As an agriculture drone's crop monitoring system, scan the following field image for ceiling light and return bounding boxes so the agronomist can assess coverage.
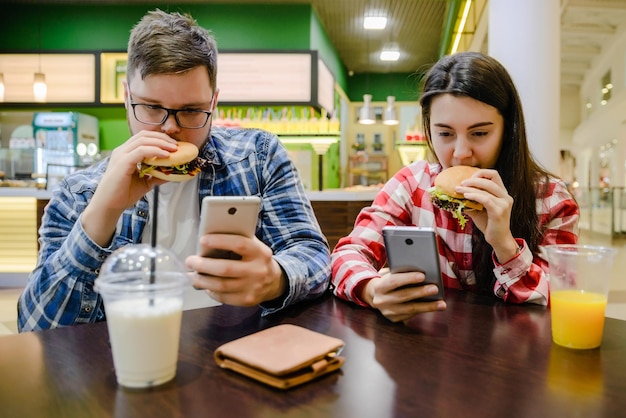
[358,94,376,125]
[380,43,400,61]
[380,50,400,61]
[383,96,399,125]
[364,16,387,30]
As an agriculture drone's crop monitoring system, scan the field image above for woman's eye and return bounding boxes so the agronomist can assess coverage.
[472,131,488,137]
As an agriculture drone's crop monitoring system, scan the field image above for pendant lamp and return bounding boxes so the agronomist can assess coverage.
[359,94,375,125]
[33,72,47,102]
[383,96,399,125]
[33,24,47,102]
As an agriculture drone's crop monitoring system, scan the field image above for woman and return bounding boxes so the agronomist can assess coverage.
[331,52,579,322]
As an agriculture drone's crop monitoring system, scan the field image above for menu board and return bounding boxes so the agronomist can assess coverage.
[100,52,127,104]
[217,53,312,103]
[0,51,335,111]
[0,54,95,103]
[218,52,335,113]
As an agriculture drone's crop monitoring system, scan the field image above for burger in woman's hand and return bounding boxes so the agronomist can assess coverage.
[138,142,208,182]
[429,166,484,229]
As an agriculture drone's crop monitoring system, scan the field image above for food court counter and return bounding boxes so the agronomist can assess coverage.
[0,188,378,283]
[0,188,49,285]
[307,189,378,249]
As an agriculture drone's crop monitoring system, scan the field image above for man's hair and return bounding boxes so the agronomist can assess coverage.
[127,9,217,89]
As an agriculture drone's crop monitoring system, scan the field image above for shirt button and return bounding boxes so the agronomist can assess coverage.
[138,210,147,217]
[84,306,92,313]
[94,269,100,275]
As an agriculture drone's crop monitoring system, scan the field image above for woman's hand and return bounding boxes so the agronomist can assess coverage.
[456,169,519,262]
[361,268,446,323]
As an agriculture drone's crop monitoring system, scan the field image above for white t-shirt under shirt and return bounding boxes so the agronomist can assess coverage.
[142,177,200,259]
[142,177,221,308]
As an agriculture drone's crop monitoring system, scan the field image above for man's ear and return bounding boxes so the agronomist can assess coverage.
[211,88,220,111]
[122,79,129,110]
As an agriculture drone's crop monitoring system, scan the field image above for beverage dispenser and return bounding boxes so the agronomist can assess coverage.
[32,112,99,187]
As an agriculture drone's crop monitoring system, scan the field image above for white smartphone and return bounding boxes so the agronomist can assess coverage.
[197,196,261,259]
[382,226,444,301]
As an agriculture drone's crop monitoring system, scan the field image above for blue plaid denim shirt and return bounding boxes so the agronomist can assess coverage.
[18,126,331,332]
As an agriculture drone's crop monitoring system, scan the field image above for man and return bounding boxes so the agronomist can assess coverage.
[18,9,330,332]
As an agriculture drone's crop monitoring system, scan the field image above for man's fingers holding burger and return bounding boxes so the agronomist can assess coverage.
[113,132,177,163]
[138,141,206,182]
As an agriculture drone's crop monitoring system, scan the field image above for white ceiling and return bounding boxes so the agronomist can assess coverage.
[561,0,626,88]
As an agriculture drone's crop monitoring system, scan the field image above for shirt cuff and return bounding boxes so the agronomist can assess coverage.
[492,238,532,283]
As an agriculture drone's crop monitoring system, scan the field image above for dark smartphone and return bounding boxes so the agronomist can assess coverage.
[197,196,261,259]
[382,226,444,301]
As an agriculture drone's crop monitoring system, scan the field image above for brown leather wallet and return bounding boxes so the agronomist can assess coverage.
[214,324,345,390]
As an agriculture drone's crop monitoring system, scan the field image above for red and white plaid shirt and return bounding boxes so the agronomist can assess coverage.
[331,160,579,307]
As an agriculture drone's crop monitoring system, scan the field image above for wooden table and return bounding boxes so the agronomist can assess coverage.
[1,289,625,418]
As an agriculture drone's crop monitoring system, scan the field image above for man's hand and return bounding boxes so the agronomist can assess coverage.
[81,131,177,247]
[186,234,286,307]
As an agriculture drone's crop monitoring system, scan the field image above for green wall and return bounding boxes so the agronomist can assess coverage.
[308,8,347,94]
[0,3,342,84]
[347,72,425,103]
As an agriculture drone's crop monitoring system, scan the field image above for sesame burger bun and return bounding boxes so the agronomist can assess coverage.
[143,141,199,167]
[432,166,484,212]
[139,142,205,182]
[435,167,480,201]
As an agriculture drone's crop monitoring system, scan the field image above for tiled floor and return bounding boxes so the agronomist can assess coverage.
[1,229,625,336]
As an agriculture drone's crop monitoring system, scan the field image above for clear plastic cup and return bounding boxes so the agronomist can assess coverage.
[95,244,188,388]
[545,244,617,349]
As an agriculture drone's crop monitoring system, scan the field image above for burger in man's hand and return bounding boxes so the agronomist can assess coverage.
[138,142,208,182]
[429,166,484,229]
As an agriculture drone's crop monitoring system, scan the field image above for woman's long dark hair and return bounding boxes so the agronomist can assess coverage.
[419,52,552,294]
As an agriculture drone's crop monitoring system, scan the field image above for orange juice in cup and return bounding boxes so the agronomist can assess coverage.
[545,245,616,350]
[550,290,607,349]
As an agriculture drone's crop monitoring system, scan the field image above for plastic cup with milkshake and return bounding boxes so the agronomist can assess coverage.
[95,244,188,388]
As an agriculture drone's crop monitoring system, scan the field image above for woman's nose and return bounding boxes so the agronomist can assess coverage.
[453,137,472,159]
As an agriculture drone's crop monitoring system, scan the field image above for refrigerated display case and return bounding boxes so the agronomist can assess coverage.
[32,112,99,186]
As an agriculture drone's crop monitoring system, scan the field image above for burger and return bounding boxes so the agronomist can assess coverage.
[138,142,208,182]
[429,166,484,229]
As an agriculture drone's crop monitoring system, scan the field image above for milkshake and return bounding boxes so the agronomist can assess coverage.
[105,297,183,388]
[95,244,188,389]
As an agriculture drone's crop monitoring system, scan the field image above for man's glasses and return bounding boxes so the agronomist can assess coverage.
[129,92,214,129]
